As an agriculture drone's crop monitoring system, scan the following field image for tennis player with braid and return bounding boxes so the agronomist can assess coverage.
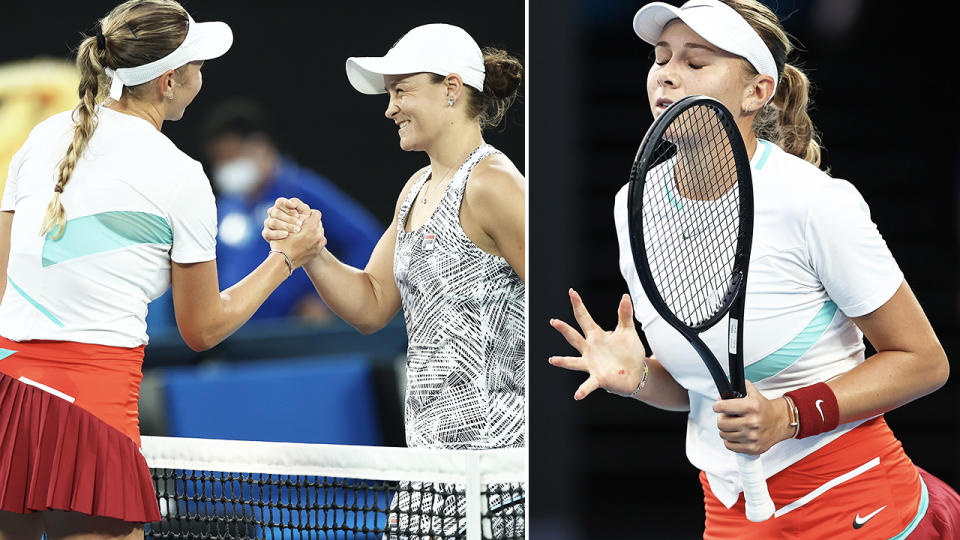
[549,0,960,537]
[0,2,324,538]
[262,24,525,538]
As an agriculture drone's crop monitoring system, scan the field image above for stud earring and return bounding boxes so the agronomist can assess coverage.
[447,97,455,106]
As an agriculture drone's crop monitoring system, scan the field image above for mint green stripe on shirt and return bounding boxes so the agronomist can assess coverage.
[7,277,65,327]
[42,211,172,267]
[0,348,17,360]
[755,139,773,171]
[745,300,839,382]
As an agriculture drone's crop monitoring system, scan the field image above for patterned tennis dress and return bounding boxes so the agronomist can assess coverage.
[388,144,525,539]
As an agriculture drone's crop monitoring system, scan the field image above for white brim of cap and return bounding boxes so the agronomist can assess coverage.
[633,2,686,46]
[346,56,424,95]
[189,21,234,61]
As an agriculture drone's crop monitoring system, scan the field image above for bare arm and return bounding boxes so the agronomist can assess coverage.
[549,289,690,411]
[715,280,949,454]
[831,280,948,421]
[172,210,325,351]
[262,172,426,334]
[0,212,11,302]
[461,157,526,281]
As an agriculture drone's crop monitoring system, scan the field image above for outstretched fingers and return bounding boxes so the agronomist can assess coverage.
[569,288,601,336]
[550,318,586,352]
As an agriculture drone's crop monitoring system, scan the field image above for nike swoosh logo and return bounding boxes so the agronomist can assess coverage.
[853,505,886,529]
[815,399,825,421]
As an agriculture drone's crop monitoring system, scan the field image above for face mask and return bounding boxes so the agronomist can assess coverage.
[212,157,260,197]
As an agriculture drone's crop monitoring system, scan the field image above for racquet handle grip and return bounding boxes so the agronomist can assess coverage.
[736,453,775,522]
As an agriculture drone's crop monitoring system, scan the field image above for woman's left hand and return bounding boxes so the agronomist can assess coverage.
[713,381,793,455]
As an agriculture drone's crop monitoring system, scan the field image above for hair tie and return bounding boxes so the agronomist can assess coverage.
[54,184,64,194]
[95,28,106,51]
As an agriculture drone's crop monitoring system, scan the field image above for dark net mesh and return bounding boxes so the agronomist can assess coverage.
[145,468,524,540]
[639,103,744,328]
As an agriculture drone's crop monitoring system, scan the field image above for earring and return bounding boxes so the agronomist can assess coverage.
[447,97,455,106]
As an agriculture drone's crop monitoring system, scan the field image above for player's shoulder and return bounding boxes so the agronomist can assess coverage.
[465,152,525,203]
[21,110,75,146]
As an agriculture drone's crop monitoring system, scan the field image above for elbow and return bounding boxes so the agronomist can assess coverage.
[354,320,386,335]
[931,348,950,391]
[179,327,221,352]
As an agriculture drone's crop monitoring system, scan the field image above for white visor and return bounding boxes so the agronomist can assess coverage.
[345,23,484,95]
[104,14,233,100]
[634,0,779,93]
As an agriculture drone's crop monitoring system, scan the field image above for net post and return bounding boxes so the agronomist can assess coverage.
[466,451,481,540]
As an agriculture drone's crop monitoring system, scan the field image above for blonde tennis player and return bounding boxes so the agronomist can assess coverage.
[263,23,525,539]
[0,2,324,539]
[549,1,960,538]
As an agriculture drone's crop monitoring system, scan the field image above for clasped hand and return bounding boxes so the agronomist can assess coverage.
[261,197,326,269]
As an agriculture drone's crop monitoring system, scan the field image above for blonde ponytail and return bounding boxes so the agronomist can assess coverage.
[40,37,102,239]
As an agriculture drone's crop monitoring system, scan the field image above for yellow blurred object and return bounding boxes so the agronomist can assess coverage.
[0,58,80,201]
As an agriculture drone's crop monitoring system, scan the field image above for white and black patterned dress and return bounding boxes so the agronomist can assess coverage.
[386,145,525,539]
[394,144,525,450]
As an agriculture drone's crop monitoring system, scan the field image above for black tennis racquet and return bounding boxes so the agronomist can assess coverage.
[626,95,774,522]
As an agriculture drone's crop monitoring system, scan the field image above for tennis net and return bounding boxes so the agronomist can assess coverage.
[141,436,526,540]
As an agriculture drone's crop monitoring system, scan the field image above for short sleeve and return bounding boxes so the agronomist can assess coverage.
[168,162,217,263]
[1,145,26,211]
[805,179,902,317]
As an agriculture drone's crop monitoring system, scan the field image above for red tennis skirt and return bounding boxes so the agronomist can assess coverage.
[0,336,161,522]
[701,417,960,539]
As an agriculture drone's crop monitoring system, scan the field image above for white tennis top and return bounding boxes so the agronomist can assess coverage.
[0,106,217,347]
[614,139,903,508]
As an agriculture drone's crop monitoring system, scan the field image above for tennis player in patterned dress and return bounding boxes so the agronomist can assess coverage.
[262,24,525,539]
[0,2,324,539]
[549,1,960,538]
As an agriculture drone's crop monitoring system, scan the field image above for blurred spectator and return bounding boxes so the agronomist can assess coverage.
[147,98,382,329]
[0,58,79,197]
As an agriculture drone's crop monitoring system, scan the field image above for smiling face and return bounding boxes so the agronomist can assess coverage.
[383,72,450,152]
[647,21,752,121]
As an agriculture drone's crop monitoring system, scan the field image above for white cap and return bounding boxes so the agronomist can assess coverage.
[345,23,485,95]
[633,0,779,92]
[104,14,233,100]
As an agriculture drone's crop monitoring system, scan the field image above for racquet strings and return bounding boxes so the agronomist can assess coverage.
[641,104,743,328]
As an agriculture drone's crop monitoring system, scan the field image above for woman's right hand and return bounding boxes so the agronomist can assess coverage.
[549,289,650,400]
[262,197,311,242]
[269,209,326,269]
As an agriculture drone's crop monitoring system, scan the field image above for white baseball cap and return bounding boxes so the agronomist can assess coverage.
[633,0,779,92]
[104,13,233,100]
[345,23,485,95]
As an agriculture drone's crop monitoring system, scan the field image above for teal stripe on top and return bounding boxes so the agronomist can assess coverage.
[42,211,172,267]
[0,348,17,360]
[745,300,838,382]
[7,277,65,327]
[755,139,773,171]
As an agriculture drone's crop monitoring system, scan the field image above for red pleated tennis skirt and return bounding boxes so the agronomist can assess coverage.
[701,417,960,539]
[0,336,161,522]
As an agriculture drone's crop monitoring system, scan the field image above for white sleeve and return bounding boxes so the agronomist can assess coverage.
[1,144,26,212]
[805,179,902,318]
[168,162,217,264]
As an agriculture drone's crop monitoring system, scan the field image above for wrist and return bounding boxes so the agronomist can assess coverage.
[269,249,293,276]
[780,395,800,441]
[624,358,649,398]
[784,382,839,439]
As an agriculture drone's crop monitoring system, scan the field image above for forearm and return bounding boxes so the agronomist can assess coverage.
[630,355,690,412]
[828,347,948,424]
[179,253,289,350]
[302,249,398,334]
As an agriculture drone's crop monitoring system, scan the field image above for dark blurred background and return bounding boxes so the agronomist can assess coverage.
[0,0,523,449]
[530,0,959,538]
